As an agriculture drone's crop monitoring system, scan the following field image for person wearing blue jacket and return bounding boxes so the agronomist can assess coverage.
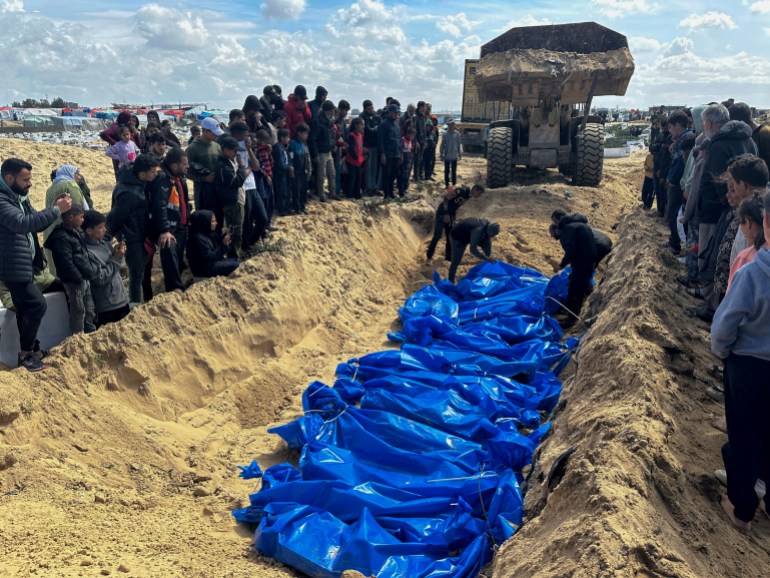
[711,191,770,532]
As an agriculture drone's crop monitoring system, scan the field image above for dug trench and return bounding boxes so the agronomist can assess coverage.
[0,140,760,577]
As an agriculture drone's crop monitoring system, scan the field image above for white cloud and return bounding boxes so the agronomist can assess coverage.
[1,0,22,12]
[663,36,694,57]
[591,0,658,18]
[435,12,477,39]
[679,11,737,32]
[134,4,209,50]
[326,0,407,45]
[750,1,770,13]
[261,0,306,21]
[629,35,661,53]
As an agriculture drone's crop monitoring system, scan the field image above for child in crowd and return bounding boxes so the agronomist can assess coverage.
[82,210,130,327]
[269,111,287,145]
[187,210,240,278]
[440,120,462,188]
[423,122,436,180]
[727,195,767,290]
[398,127,416,198]
[146,133,167,164]
[255,130,275,225]
[289,123,311,214]
[43,206,96,333]
[272,128,292,215]
[214,137,249,259]
[229,122,265,252]
[188,125,201,145]
[344,117,365,199]
[105,127,140,172]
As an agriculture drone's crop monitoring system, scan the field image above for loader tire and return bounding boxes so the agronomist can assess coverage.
[486,127,513,189]
[573,123,604,187]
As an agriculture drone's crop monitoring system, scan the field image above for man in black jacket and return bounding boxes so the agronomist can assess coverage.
[310,100,338,202]
[148,147,191,292]
[427,183,485,261]
[650,119,672,218]
[378,104,402,199]
[0,158,71,371]
[413,101,427,181]
[107,154,160,306]
[447,218,500,283]
[551,211,601,322]
[361,100,381,195]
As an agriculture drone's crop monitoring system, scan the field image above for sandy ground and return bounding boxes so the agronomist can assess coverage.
[0,140,761,577]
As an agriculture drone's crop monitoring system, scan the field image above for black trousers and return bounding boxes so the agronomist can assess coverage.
[243,188,268,247]
[97,304,129,328]
[447,240,468,283]
[382,157,400,199]
[565,259,594,316]
[444,160,457,187]
[654,174,667,217]
[427,206,452,260]
[5,281,47,352]
[641,176,654,208]
[722,353,770,523]
[160,226,188,292]
[666,183,684,251]
[344,163,362,199]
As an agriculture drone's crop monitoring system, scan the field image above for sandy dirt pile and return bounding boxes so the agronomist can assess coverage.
[0,138,755,577]
[491,185,770,576]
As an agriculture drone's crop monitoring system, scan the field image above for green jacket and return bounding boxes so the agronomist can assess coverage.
[186,138,222,183]
[43,180,88,241]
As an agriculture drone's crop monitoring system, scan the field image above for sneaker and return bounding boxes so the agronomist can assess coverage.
[18,352,46,372]
[705,384,725,403]
[677,256,687,265]
[686,286,705,299]
[714,470,767,500]
[267,225,279,232]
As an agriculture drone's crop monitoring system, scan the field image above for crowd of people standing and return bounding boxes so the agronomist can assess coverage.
[644,100,770,532]
[0,85,456,373]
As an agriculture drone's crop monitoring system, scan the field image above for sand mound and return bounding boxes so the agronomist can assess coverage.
[2,139,756,577]
[491,207,770,577]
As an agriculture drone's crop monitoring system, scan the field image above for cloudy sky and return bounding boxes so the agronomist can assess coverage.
[1,0,769,113]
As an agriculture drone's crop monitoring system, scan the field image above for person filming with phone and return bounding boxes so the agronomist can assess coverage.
[0,158,71,372]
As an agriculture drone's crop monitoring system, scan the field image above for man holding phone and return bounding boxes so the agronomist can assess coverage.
[0,158,71,371]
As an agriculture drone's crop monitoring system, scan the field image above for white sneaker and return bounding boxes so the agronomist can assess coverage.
[714,469,767,499]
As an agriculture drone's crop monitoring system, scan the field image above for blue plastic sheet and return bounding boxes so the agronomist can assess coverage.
[234,260,577,577]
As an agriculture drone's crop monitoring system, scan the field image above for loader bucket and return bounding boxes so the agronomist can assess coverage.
[474,22,634,105]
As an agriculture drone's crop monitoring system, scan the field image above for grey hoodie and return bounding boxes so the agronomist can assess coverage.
[711,248,770,360]
[84,236,129,313]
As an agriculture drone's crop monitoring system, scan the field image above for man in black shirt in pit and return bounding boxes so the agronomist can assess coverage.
[447,218,500,283]
[427,183,485,261]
